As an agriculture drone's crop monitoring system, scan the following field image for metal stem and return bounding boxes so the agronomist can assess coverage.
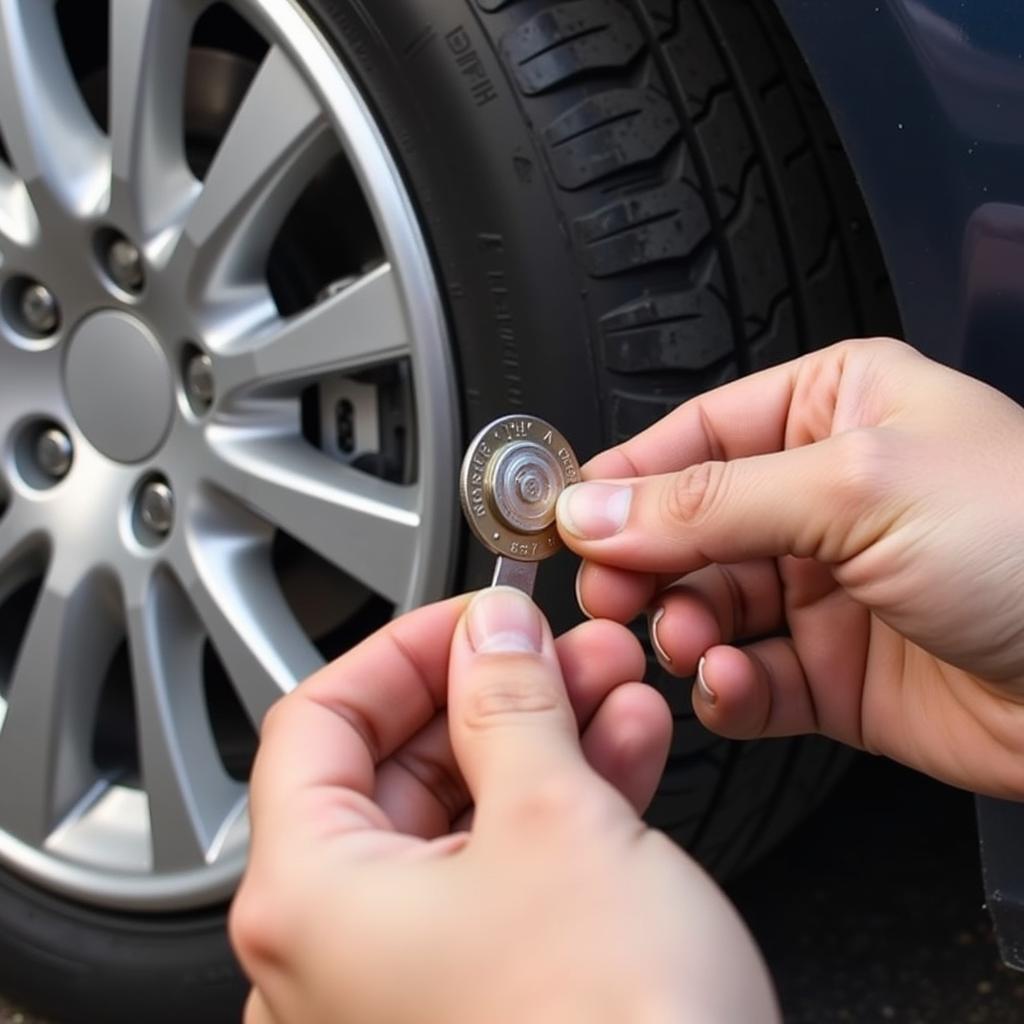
[491,556,538,596]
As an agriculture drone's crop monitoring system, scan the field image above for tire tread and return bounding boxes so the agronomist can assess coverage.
[471,0,899,871]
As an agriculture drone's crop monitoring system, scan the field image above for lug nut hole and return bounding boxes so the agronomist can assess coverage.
[181,343,216,417]
[13,420,74,489]
[132,474,174,546]
[2,277,61,339]
[95,228,146,295]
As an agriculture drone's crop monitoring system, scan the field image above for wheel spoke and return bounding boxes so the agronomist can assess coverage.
[207,429,421,605]
[0,353,27,446]
[0,503,45,604]
[108,0,202,237]
[217,264,411,395]
[0,566,119,845]
[0,0,108,213]
[173,520,320,729]
[127,569,244,871]
[0,162,38,247]
[0,503,27,575]
[178,45,333,289]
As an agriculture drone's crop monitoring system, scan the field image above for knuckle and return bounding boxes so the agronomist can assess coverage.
[257,695,291,740]
[829,429,892,509]
[229,879,291,975]
[864,336,915,356]
[662,461,727,531]
[392,749,468,818]
[840,337,921,379]
[833,336,910,358]
[506,773,600,831]
[462,662,562,728]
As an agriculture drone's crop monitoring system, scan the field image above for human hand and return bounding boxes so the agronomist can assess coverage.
[557,339,1024,799]
[230,589,776,1024]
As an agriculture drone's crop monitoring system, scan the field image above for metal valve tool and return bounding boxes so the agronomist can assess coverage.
[459,415,582,596]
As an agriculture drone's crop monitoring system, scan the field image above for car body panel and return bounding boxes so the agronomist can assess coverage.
[774,0,1024,403]
[773,0,1024,967]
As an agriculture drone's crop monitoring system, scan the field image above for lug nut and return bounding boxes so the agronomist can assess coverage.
[184,352,215,412]
[106,237,145,292]
[138,481,174,537]
[19,282,60,335]
[35,427,73,480]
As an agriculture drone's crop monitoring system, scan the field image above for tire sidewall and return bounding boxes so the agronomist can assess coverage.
[303,0,608,616]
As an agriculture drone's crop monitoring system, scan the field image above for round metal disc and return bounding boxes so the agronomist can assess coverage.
[460,415,581,561]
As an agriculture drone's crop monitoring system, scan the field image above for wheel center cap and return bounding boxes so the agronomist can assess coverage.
[64,311,174,463]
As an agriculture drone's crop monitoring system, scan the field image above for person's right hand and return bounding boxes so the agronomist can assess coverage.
[232,588,778,1024]
[556,339,1024,799]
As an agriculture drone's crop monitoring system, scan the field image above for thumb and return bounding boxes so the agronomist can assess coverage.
[447,587,589,812]
[556,429,909,574]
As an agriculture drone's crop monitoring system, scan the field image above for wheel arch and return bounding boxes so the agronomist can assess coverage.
[771,0,1024,396]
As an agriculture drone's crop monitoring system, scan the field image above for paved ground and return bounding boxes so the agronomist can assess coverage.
[730,753,1024,1022]
[2,751,1021,1022]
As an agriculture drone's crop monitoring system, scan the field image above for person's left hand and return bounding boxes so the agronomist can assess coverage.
[229,592,752,1024]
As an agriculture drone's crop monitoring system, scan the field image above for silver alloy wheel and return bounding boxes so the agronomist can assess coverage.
[0,0,457,909]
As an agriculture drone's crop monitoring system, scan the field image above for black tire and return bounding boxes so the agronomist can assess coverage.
[0,1,898,1021]
[300,0,899,879]
[0,870,240,1024]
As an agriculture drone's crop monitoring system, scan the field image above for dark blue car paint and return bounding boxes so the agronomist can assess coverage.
[774,0,1024,402]
[771,0,1024,968]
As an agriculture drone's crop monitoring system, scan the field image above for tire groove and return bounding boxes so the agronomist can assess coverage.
[691,0,810,353]
[547,104,645,148]
[516,22,609,66]
[745,0,871,336]
[625,0,752,375]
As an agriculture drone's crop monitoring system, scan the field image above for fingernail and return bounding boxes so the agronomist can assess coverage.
[649,607,671,665]
[558,483,632,540]
[467,587,543,654]
[574,563,594,620]
[696,655,717,706]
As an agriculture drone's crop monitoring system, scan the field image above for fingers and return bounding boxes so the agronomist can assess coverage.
[580,683,671,813]
[582,339,916,481]
[248,596,470,839]
[573,559,785,675]
[374,619,647,836]
[252,582,660,848]
[685,571,869,747]
[649,561,784,675]
[446,587,592,810]
[583,360,800,479]
[582,353,804,481]
[690,640,820,741]
[558,430,910,575]
[243,991,279,1024]
[575,560,660,622]
[373,716,467,839]
[555,618,647,724]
